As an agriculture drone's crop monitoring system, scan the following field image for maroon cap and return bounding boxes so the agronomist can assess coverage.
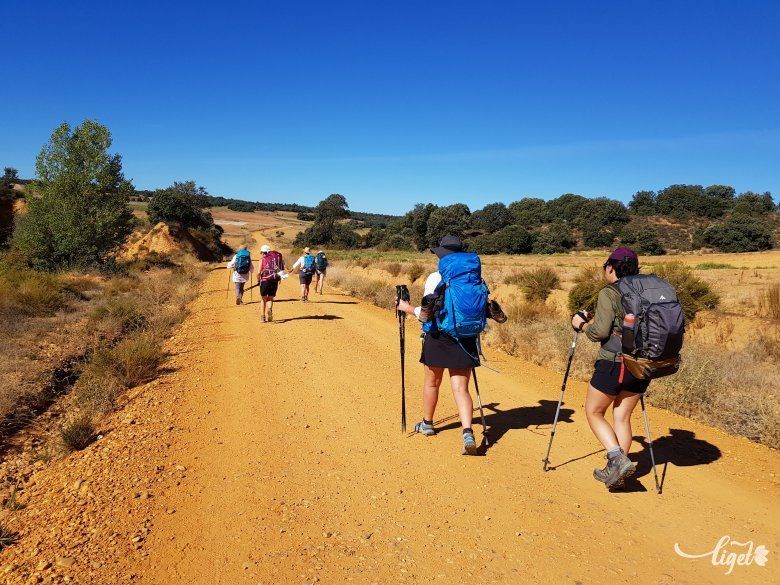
[607,247,638,263]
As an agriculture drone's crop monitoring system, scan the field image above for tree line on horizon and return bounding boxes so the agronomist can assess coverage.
[294,187,778,255]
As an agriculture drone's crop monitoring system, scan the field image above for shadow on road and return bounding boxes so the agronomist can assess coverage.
[435,400,576,455]
[274,315,344,324]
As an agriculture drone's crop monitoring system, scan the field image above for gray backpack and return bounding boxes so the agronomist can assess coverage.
[612,274,685,379]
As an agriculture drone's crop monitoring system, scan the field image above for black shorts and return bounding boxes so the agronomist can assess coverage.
[260,280,279,297]
[590,359,650,396]
[299,272,313,285]
[316,269,326,276]
[420,332,480,370]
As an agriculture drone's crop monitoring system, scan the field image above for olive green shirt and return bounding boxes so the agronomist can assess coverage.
[585,286,624,362]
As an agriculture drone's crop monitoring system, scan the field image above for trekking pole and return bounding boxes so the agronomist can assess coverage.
[640,395,662,494]
[226,270,231,300]
[250,272,254,302]
[471,368,489,446]
[396,285,410,433]
[543,330,579,471]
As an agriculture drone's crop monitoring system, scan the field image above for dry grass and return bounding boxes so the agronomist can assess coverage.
[329,266,423,310]
[383,262,402,277]
[505,267,561,301]
[406,263,425,283]
[59,413,96,452]
[758,283,780,320]
[0,524,19,550]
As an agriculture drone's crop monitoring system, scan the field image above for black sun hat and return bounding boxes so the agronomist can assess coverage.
[430,235,464,258]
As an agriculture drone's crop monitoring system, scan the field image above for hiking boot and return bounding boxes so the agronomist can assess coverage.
[462,430,477,456]
[594,456,638,484]
[414,420,435,436]
[261,314,266,323]
[603,450,635,489]
[236,298,242,305]
[301,296,306,302]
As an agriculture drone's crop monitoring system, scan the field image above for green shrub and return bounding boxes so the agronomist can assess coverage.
[653,261,720,320]
[148,181,214,230]
[378,233,414,250]
[619,226,667,255]
[470,202,512,233]
[700,215,773,252]
[60,414,96,452]
[532,223,574,254]
[468,225,534,255]
[567,266,607,314]
[0,263,70,319]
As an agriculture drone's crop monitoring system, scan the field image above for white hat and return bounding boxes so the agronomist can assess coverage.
[260,244,271,253]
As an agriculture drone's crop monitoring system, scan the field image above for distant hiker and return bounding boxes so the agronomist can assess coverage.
[314,250,329,294]
[259,244,285,322]
[396,235,489,456]
[571,246,684,490]
[291,246,316,301]
[227,245,254,305]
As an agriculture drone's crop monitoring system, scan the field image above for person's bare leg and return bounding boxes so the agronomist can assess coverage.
[612,391,642,454]
[261,296,267,318]
[300,283,306,299]
[448,368,473,429]
[422,365,443,421]
[585,385,619,450]
[267,297,274,319]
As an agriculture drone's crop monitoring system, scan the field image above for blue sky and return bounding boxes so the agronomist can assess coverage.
[2,1,779,214]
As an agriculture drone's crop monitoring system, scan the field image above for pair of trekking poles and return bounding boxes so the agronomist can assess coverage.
[542,328,661,493]
[395,285,489,445]
[226,267,254,302]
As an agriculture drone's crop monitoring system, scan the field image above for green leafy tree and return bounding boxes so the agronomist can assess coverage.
[425,204,470,246]
[701,215,773,252]
[148,181,215,229]
[508,197,547,227]
[532,222,575,254]
[619,225,667,255]
[409,203,438,250]
[628,190,657,216]
[656,184,731,218]
[470,202,512,233]
[293,194,359,247]
[13,120,134,269]
[467,225,534,255]
[732,191,776,215]
[545,194,589,223]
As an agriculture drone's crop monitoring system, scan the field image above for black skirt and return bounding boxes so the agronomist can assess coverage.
[420,332,480,369]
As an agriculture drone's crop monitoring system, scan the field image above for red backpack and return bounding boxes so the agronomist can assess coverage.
[261,251,283,281]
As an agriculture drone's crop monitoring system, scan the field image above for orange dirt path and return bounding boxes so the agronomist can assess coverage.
[128,239,778,584]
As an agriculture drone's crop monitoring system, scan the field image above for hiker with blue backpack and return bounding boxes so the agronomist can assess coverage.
[314,250,329,294]
[395,235,492,456]
[226,245,254,305]
[290,246,316,302]
[569,247,683,491]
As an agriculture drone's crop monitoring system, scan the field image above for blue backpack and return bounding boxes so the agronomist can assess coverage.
[302,254,316,275]
[235,249,251,275]
[423,252,489,339]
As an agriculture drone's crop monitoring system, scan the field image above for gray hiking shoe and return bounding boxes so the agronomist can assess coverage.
[462,430,477,455]
[414,421,435,436]
[603,451,635,489]
[594,455,637,484]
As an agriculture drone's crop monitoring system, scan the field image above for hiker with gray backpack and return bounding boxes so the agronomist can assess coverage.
[570,247,683,491]
[395,235,498,456]
[314,250,328,294]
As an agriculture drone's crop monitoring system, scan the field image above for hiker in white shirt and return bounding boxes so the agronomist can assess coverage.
[290,246,316,302]
[226,245,254,305]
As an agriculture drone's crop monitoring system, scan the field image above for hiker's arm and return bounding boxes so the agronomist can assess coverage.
[583,288,617,341]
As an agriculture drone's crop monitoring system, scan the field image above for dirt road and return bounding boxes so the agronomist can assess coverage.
[107,239,773,585]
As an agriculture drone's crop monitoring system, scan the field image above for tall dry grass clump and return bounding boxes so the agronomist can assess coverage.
[329,266,423,310]
[505,266,561,301]
[758,283,780,320]
[567,266,607,314]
